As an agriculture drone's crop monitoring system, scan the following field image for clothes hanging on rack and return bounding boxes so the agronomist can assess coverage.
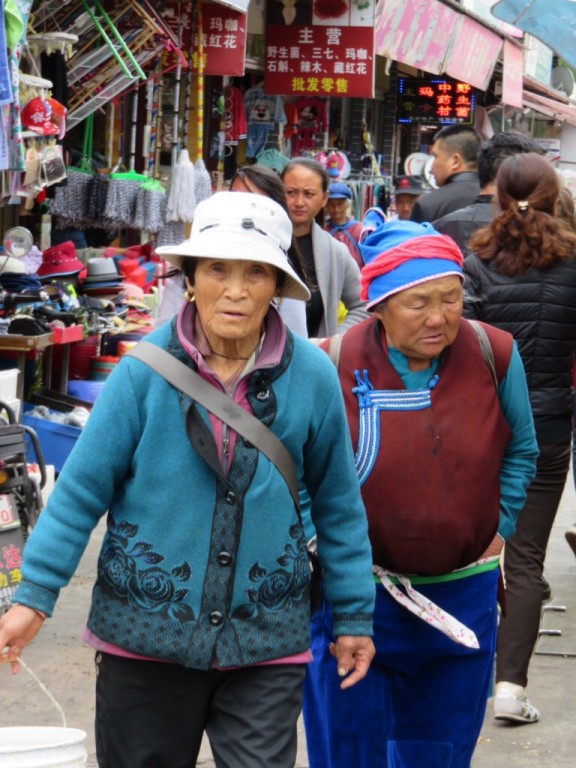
[223,84,247,146]
[243,83,286,159]
[346,177,393,222]
[292,96,328,155]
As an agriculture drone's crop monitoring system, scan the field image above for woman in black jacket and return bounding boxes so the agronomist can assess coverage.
[463,152,576,724]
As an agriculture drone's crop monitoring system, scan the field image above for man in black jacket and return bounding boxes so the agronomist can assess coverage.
[410,125,480,223]
[433,131,542,257]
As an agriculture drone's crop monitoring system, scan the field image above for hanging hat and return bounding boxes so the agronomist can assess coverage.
[393,175,425,196]
[37,241,85,278]
[156,192,311,302]
[328,182,352,199]
[21,97,65,136]
[359,220,464,311]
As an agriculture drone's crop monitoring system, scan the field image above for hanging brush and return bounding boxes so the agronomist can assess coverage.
[165,148,196,222]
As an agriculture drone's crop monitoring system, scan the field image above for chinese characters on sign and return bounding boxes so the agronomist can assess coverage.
[265,0,375,97]
[397,78,476,126]
[190,4,247,76]
[0,496,24,611]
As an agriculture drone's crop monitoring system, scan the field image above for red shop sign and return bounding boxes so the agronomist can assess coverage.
[190,4,247,76]
[265,0,375,98]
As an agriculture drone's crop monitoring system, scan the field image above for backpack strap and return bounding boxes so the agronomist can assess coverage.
[327,334,343,369]
[466,319,511,388]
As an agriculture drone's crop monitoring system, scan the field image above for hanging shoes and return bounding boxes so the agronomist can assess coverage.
[493,682,540,724]
[565,524,576,558]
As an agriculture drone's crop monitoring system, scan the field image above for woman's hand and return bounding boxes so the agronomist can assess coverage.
[0,605,45,674]
[329,635,375,689]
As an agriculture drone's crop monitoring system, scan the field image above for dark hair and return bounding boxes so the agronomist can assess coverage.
[230,164,309,286]
[476,131,542,187]
[230,164,287,208]
[281,157,329,227]
[469,153,576,274]
[181,257,197,281]
[433,125,481,168]
[556,186,576,232]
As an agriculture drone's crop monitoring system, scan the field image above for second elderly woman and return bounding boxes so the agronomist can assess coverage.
[303,219,538,768]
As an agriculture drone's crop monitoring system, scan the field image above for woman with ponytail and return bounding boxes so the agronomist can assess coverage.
[464,152,576,724]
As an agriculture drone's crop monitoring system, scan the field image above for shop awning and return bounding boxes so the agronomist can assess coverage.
[491,0,576,71]
[522,91,576,127]
[374,0,504,90]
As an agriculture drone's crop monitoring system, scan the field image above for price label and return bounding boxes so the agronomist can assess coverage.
[0,494,17,530]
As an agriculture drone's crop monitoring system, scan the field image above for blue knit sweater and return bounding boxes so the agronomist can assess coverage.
[15,320,374,669]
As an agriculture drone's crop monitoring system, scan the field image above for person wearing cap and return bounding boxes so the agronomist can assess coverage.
[156,164,310,338]
[389,175,425,221]
[228,163,310,338]
[0,191,375,768]
[302,219,538,768]
[325,181,363,269]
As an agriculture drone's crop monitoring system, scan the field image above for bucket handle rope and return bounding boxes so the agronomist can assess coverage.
[13,656,67,727]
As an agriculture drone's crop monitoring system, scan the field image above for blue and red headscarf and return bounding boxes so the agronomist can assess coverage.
[359,216,464,311]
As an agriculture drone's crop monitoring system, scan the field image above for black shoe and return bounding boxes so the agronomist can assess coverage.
[566,525,576,558]
[541,576,552,602]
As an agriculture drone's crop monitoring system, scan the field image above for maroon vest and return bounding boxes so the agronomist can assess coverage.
[338,318,513,575]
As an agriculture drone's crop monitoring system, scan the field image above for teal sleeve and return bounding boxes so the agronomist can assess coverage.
[496,341,539,539]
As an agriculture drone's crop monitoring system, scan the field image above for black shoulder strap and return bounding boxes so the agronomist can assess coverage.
[126,342,299,510]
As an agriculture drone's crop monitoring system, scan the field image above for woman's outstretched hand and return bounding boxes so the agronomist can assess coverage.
[0,605,45,674]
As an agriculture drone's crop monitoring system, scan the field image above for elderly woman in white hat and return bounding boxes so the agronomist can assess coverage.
[0,192,375,768]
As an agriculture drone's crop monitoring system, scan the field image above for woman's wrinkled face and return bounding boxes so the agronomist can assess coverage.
[282,165,328,231]
[373,275,463,371]
[189,258,277,347]
[326,197,350,226]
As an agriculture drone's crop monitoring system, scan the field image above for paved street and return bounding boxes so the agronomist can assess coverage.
[3,476,576,766]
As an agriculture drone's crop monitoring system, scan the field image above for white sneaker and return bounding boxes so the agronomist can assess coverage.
[493,682,540,724]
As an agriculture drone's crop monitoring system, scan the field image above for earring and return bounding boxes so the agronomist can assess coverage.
[184,289,195,303]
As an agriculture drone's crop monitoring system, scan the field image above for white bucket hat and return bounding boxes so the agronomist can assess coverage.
[155,191,311,301]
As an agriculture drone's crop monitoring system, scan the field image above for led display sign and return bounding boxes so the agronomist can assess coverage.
[397,77,476,125]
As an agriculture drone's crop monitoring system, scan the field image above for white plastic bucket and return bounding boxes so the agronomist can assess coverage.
[0,727,87,767]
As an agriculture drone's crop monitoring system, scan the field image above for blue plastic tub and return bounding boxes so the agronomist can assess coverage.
[67,380,105,402]
[22,405,82,473]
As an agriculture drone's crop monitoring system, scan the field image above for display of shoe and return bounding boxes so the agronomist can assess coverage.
[565,524,576,558]
[541,575,552,602]
[493,682,540,724]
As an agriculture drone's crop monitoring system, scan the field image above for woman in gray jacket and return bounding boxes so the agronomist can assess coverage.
[281,158,368,337]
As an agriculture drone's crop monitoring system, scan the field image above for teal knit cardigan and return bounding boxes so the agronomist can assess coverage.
[15,321,374,669]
